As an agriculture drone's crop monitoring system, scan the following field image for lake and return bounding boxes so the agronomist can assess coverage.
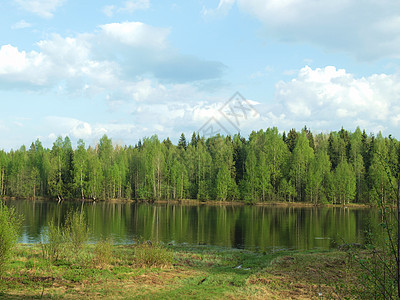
[5,200,377,251]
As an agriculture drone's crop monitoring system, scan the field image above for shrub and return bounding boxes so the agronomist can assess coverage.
[64,209,89,254]
[134,241,173,268]
[0,203,21,276]
[41,220,65,262]
[94,238,113,267]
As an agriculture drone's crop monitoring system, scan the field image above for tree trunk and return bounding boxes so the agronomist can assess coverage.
[0,168,3,196]
[80,166,84,200]
[152,169,156,199]
[181,172,184,199]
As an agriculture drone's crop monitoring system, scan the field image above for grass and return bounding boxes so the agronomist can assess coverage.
[0,243,367,299]
[134,241,173,268]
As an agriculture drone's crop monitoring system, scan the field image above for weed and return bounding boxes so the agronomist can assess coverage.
[25,259,35,269]
[64,208,89,254]
[0,202,21,276]
[41,220,65,262]
[94,237,113,267]
[134,242,173,268]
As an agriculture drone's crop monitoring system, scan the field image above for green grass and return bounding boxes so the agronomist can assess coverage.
[0,243,365,299]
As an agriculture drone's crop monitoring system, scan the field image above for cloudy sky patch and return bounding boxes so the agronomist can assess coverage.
[0,0,399,149]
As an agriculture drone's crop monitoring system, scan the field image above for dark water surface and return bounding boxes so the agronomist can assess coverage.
[5,200,377,251]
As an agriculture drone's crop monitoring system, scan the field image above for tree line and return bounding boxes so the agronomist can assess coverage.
[0,126,397,204]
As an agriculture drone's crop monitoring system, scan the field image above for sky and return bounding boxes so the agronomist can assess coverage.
[1,0,400,150]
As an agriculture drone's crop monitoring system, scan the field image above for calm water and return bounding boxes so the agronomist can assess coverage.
[5,200,378,251]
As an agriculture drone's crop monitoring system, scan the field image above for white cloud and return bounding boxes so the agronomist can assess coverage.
[236,0,400,60]
[103,0,150,17]
[202,0,235,17]
[12,20,32,29]
[71,121,92,139]
[272,66,400,135]
[10,65,400,148]
[45,117,92,139]
[14,0,65,18]
[102,5,115,17]
[99,22,169,49]
[0,21,224,94]
[0,44,49,86]
[121,0,149,13]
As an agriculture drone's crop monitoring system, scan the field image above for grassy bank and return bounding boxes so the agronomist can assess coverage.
[0,243,366,299]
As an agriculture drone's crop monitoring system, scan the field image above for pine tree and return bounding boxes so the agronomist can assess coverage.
[178,133,187,151]
[285,128,299,152]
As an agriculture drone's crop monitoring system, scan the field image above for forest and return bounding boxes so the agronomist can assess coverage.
[0,126,397,204]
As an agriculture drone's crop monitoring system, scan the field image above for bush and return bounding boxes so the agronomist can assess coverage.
[134,241,173,268]
[41,220,65,262]
[0,203,20,276]
[64,209,89,254]
[94,238,113,267]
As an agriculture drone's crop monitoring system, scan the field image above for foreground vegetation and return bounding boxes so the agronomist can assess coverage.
[0,202,369,299]
[0,243,371,299]
[0,126,397,205]
[0,201,398,298]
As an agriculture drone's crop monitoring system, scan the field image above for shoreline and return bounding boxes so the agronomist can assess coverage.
[1,195,375,208]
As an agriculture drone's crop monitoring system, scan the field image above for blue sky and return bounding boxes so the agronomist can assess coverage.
[1,0,400,149]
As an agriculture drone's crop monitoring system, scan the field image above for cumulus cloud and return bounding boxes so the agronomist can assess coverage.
[43,116,148,146]
[0,44,49,87]
[45,117,92,139]
[71,121,92,139]
[38,63,400,147]
[234,0,400,60]
[103,0,150,17]
[11,65,400,148]
[271,66,400,134]
[0,21,225,94]
[14,0,65,18]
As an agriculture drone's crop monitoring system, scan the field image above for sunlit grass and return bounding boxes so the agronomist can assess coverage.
[0,243,366,299]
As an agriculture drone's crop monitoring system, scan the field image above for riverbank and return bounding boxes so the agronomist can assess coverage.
[0,243,365,299]
[1,196,376,209]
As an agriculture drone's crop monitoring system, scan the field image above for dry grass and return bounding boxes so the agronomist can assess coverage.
[0,244,367,299]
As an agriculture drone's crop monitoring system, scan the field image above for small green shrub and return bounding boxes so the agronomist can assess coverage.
[25,259,35,269]
[0,203,21,276]
[41,220,65,262]
[134,241,173,268]
[64,209,89,254]
[94,238,113,267]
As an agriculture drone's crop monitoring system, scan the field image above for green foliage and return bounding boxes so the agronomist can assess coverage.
[306,150,331,204]
[0,128,398,204]
[94,238,113,267]
[333,160,356,205]
[64,209,89,254]
[134,242,173,268]
[347,137,400,299]
[290,133,314,202]
[41,210,89,263]
[41,220,65,262]
[0,202,20,276]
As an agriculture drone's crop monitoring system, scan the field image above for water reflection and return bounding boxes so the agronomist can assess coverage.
[5,200,377,251]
